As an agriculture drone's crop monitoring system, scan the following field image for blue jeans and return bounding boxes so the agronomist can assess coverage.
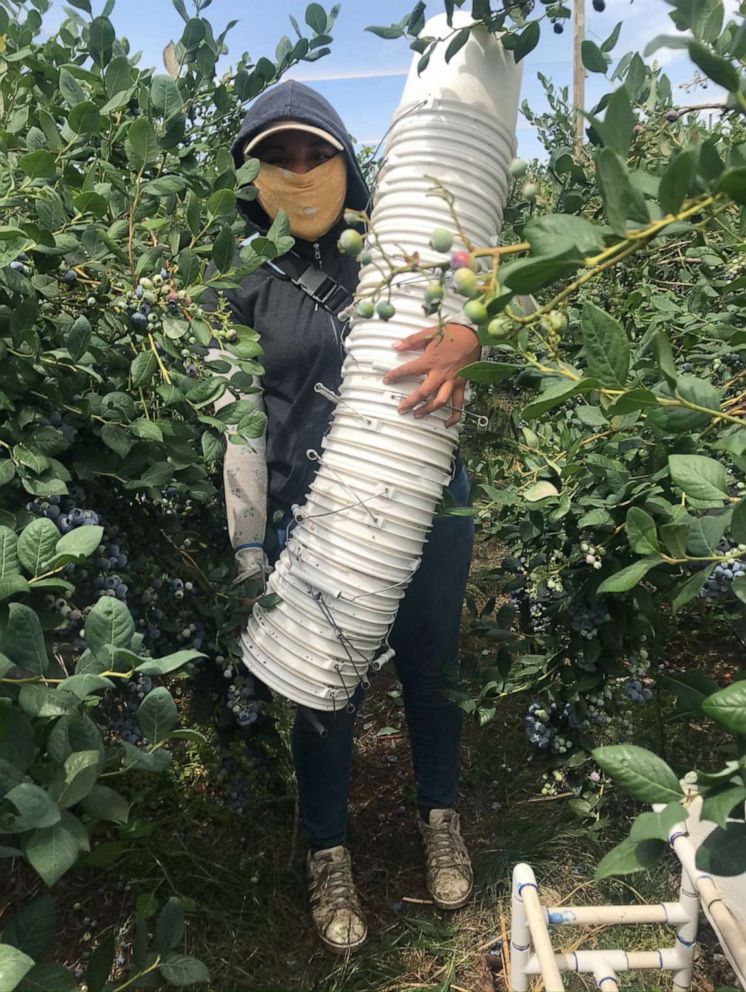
[271,465,474,851]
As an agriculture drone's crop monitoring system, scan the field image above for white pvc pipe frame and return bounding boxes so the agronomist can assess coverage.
[509,804,746,992]
[240,14,522,710]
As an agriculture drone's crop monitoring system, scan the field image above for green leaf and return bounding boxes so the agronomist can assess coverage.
[81,784,130,825]
[0,462,15,488]
[659,150,696,215]
[500,248,583,293]
[5,783,61,832]
[142,175,188,197]
[695,822,746,876]
[524,214,605,258]
[17,518,60,576]
[522,378,600,420]
[305,2,328,33]
[592,745,683,803]
[19,150,56,180]
[702,681,746,734]
[595,148,634,234]
[18,686,78,718]
[0,945,35,992]
[672,565,715,610]
[67,101,101,135]
[581,40,608,73]
[626,507,659,555]
[457,362,519,385]
[686,512,730,557]
[669,454,728,503]
[88,16,115,65]
[54,525,103,562]
[235,159,260,187]
[2,894,56,959]
[513,20,540,63]
[58,68,86,106]
[581,301,630,388]
[717,167,746,205]
[150,75,184,118]
[700,785,746,829]
[84,597,134,659]
[155,898,184,953]
[0,528,20,579]
[85,934,114,992]
[130,351,158,389]
[1,605,49,675]
[0,576,30,602]
[24,822,80,886]
[595,837,666,879]
[137,687,178,744]
[212,226,235,274]
[49,750,100,809]
[158,954,210,987]
[120,742,171,773]
[16,962,75,992]
[68,315,91,362]
[597,556,662,593]
[135,649,203,677]
[207,189,236,217]
[73,191,108,217]
[125,118,158,169]
[688,40,740,91]
[629,804,684,842]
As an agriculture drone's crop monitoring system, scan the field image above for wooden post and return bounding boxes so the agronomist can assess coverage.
[573,0,585,152]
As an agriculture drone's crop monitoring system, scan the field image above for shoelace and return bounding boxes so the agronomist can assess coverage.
[311,854,361,914]
[425,819,470,871]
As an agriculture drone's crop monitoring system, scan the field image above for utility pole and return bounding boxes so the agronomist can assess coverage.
[573,0,585,153]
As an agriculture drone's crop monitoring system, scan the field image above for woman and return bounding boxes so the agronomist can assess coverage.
[209,80,481,954]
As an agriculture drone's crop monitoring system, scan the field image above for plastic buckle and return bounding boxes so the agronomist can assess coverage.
[297,267,333,300]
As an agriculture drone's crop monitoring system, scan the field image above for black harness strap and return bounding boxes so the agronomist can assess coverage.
[243,232,353,318]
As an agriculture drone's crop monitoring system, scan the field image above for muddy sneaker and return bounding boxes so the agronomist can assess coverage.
[418,809,474,910]
[306,845,368,953]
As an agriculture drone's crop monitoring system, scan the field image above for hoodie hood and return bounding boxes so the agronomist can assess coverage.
[231,80,370,230]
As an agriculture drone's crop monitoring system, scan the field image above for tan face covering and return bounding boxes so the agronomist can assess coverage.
[252,154,348,240]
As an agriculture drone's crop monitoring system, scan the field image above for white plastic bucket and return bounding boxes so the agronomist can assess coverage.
[240,10,520,710]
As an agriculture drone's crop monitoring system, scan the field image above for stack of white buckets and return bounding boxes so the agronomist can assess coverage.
[240,13,522,711]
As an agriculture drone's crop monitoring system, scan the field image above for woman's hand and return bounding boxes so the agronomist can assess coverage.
[382,323,481,427]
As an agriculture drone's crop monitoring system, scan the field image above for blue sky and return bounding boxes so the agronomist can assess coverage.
[43,0,735,159]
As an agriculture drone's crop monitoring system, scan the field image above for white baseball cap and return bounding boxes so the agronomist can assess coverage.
[243,120,344,158]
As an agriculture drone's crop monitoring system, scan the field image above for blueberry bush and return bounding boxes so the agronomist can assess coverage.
[3,0,746,984]
[0,0,340,985]
[357,0,746,880]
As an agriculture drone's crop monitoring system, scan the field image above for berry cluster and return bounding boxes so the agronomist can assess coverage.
[524,701,572,754]
[623,678,653,705]
[580,540,605,570]
[224,669,261,728]
[699,541,746,599]
[26,486,99,533]
[568,601,610,639]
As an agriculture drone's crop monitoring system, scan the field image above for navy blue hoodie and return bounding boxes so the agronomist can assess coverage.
[222,81,371,514]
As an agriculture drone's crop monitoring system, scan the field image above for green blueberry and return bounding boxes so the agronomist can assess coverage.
[377,301,396,321]
[429,227,454,253]
[356,299,375,318]
[548,310,568,332]
[509,158,528,178]
[359,250,373,265]
[487,317,513,339]
[522,182,538,202]
[424,282,444,302]
[453,267,479,298]
[463,299,489,324]
[338,229,364,256]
